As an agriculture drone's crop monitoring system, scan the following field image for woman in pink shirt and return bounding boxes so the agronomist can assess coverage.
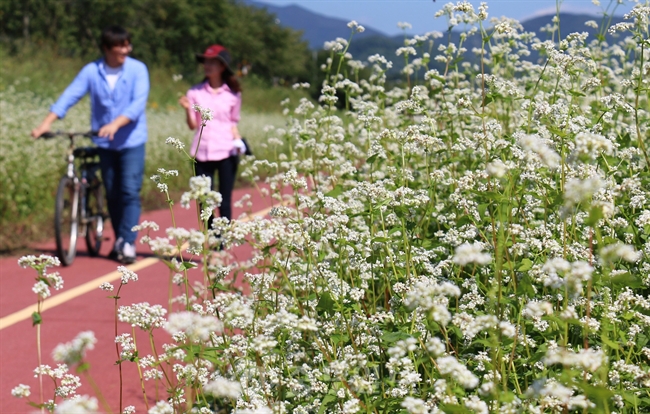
[179,44,243,225]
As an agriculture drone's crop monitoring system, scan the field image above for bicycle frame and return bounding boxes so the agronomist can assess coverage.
[63,134,95,236]
[40,131,105,265]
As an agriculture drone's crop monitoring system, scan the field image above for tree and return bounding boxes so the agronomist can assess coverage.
[0,0,311,81]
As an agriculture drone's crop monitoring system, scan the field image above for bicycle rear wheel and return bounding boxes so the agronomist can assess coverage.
[55,176,79,266]
[84,182,105,257]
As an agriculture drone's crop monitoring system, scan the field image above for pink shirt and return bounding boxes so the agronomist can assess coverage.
[187,82,241,161]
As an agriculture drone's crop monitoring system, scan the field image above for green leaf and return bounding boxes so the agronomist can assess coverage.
[478,203,489,218]
[608,272,644,289]
[316,292,335,316]
[438,403,472,413]
[261,243,278,255]
[180,261,197,270]
[517,258,533,272]
[585,204,603,226]
[428,73,446,84]
[473,338,497,348]
[600,333,620,350]
[31,312,42,326]
[517,275,536,297]
[484,191,507,203]
[622,391,640,405]
[499,391,517,403]
[481,94,495,107]
[330,334,349,345]
[366,154,378,164]
[318,392,339,414]
[381,331,412,344]
[581,384,614,408]
[325,185,343,198]
[76,362,90,373]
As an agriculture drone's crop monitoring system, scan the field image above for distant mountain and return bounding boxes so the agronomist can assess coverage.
[521,12,624,39]
[240,0,388,49]
[239,1,628,77]
[346,13,627,78]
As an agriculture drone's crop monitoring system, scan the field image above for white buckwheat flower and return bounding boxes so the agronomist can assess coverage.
[52,331,97,366]
[118,302,167,330]
[32,281,51,299]
[148,400,174,414]
[165,311,223,342]
[401,396,428,414]
[18,254,60,270]
[11,384,30,398]
[165,136,185,151]
[600,243,641,264]
[436,355,479,388]
[453,242,492,266]
[486,159,508,178]
[203,377,242,399]
[192,104,214,125]
[544,347,606,372]
[180,176,222,210]
[99,282,114,291]
[118,266,139,284]
[517,133,561,169]
[563,176,605,209]
[54,395,98,413]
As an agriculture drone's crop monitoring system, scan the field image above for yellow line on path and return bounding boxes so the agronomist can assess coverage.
[0,204,279,331]
[0,258,158,330]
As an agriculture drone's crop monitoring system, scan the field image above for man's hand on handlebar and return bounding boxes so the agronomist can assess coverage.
[97,122,119,141]
[97,115,132,140]
[31,126,49,139]
[31,112,58,139]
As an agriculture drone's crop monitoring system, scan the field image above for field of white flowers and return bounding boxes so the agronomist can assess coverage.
[12,0,650,413]
[0,85,283,251]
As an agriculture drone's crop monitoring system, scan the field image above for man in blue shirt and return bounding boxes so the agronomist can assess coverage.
[32,26,149,264]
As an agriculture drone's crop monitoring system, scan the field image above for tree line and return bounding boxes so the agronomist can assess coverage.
[0,0,312,81]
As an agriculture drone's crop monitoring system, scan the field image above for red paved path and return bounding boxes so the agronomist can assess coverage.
[0,185,280,413]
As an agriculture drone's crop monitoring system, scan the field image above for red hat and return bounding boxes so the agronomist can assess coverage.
[196,44,232,70]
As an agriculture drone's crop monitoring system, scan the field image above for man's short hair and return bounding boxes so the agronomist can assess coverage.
[100,25,131,50]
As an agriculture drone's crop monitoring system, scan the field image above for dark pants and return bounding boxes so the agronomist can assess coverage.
[97,144,145,245]
[195,155,239,223]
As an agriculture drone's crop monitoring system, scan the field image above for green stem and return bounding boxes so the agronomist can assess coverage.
[131,327,150,412]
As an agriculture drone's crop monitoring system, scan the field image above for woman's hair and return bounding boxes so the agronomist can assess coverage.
[224,71,242,94]
[203,69,242,94]
[100,25,131,50]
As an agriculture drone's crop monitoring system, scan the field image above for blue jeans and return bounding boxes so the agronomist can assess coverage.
[98,144,145,245]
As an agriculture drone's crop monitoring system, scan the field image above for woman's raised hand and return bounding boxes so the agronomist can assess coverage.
[179,95,191,110]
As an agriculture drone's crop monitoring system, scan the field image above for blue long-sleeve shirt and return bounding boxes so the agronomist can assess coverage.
[50,56,149,150]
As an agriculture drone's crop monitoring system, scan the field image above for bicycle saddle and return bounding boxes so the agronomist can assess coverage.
[73,147,100,158]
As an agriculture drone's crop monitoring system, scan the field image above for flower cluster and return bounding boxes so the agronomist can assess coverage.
[13,2,650,413]
[51,331,97,366]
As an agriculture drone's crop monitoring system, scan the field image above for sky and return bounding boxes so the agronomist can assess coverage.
[253,0,637,35]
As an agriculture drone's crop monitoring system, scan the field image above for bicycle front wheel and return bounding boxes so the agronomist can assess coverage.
[84,182,105,257]
[55,176,79,266]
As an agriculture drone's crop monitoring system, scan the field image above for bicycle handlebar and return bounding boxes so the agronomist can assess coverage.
[39,131,99,139]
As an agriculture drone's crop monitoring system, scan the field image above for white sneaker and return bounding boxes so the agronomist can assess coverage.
[109,237,124,261]
[121,242,136,264]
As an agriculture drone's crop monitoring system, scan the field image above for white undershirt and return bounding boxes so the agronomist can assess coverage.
[104,64,123,91]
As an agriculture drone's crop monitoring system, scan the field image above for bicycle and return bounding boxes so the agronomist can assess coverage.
[39,131,107,266]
